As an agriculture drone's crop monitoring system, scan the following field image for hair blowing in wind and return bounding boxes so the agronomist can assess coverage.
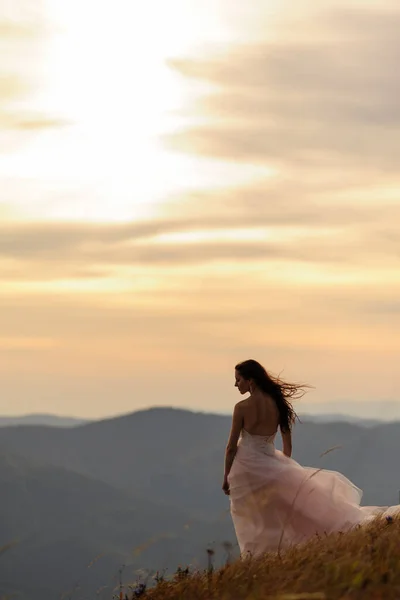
[235,359,310,432]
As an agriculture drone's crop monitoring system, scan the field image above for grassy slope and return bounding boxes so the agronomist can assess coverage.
[142,516,400,600]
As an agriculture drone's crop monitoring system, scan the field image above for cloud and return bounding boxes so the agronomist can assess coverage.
[1,115,68,130]
[2,0,400,415]
[0,336,57,350]
[0,3,66,147]
[1,2,399,310]
[1,279,399,345]
[165,5,400,173]
[0,191,399,275]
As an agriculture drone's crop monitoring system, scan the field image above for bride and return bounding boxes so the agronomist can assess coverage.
[223,359,399,557]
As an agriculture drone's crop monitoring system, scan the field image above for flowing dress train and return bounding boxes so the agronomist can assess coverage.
[228,429,400,556]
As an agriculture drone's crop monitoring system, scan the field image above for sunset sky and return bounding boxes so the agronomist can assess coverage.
[1,0,399,419]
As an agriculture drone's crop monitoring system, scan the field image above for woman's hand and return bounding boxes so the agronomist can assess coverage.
[222,477,230,495]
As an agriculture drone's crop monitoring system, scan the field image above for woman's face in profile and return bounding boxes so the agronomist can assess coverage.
[235,370,250,395]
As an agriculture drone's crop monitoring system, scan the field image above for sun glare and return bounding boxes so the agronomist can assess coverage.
[0,0,266,224]
[150,226,342,245]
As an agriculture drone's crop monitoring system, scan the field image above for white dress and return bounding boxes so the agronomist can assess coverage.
[228,429,400,557]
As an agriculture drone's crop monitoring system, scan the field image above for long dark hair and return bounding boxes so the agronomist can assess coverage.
[235,359,310,432]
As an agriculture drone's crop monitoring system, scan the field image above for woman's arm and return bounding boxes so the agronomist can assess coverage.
[222,404,243,493]
[281,427,292,457]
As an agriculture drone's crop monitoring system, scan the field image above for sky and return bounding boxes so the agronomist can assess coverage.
[1,0,399,419]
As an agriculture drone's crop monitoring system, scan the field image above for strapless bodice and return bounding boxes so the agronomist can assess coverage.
[238,429,277,455]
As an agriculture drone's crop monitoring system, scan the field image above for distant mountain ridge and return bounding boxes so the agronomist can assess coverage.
[0,414,90,427]
[0,407,392,430]
[2,398,400,429]
[2,406,400,599]
[1,406,400,509]
[299,399,400,421]
[297,413,382,427]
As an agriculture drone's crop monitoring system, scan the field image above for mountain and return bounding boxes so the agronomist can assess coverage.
[0,408,231,519]
[0,450,232,600]
[2,407,400,600]
[1,407,400,510]
[0,403,392,429]
[0,414,89,427]
[298,400,400,421]
[297,413,381,427]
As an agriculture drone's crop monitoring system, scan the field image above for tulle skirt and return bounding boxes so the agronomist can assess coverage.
[228,433,399,557]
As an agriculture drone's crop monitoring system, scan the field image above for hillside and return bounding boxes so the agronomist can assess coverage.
[0,408,231,518]
[0,451,231,600]
[141,516,400,600]
[2,408,400,599]
[0,407,400,509]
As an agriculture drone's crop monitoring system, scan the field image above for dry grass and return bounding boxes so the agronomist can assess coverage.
[140,516,400,600]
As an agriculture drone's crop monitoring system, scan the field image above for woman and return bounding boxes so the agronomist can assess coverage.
[223,359,399,557]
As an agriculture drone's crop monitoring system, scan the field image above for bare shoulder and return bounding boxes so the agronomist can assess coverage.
[231,400,246,417]
[235,399,248,410]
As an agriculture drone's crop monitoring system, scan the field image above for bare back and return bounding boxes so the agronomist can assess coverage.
[240,393,280,436]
